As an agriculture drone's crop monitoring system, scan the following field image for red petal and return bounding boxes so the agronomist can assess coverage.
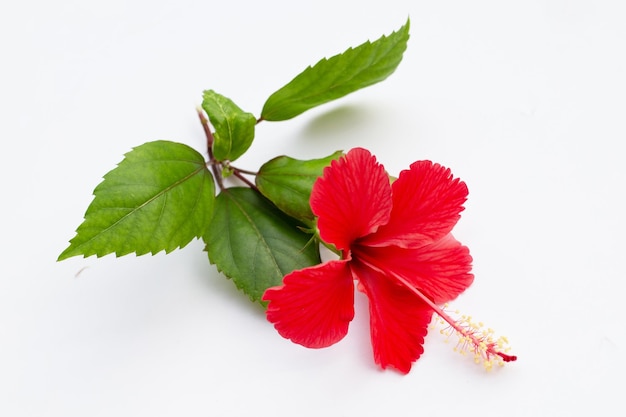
[363,160,468,248]
[352,261,433,374]
[311,148,392,251]
[262,260,354,348]
[356,234,474,304]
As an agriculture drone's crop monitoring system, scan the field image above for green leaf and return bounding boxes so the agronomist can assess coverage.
[204,187,321,303]
[58,141,215,260]
[201,90,256,161]
[260,18,410,121]
[256,151,343,225]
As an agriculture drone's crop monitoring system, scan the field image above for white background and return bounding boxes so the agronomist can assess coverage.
[1,0,624,415]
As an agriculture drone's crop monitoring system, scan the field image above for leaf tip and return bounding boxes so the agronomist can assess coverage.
[56,251,70,262]
[57,241,79,262]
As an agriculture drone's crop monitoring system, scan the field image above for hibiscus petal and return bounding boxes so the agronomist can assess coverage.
[352,261,433,374]
[262,260,355,348]
[311,147,392,251]
[363,160,468,248]
[357,234,474,304]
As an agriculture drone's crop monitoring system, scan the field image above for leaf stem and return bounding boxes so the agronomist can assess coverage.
[227,164,258,176]
[197,107,225,190]
[231,170,259,191]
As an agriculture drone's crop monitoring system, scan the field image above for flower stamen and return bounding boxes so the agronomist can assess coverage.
[435,304,517,370]
[392,274,517,370]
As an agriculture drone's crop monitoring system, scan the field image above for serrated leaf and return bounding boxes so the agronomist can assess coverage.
[58,141,215,260]
[256,151,343,225]
[201,90,256,161]
[204,187,321,303]
[260,18,410,121]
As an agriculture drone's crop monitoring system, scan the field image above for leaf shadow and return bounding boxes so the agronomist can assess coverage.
[297,103,380,147]
[191,251,267,319]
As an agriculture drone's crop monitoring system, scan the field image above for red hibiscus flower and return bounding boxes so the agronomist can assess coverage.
[262,148,515,373]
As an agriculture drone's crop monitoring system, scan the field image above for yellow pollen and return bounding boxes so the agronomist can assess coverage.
[433,304,516,371]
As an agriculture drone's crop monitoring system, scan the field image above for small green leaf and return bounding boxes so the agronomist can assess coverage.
[256,151,343,225]
[58,141,215,260]
[260,18,410,121]
[204,188,321,303]
[201,90,256,161]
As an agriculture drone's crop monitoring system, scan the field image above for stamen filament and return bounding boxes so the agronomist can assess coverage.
[391,274,517,370]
